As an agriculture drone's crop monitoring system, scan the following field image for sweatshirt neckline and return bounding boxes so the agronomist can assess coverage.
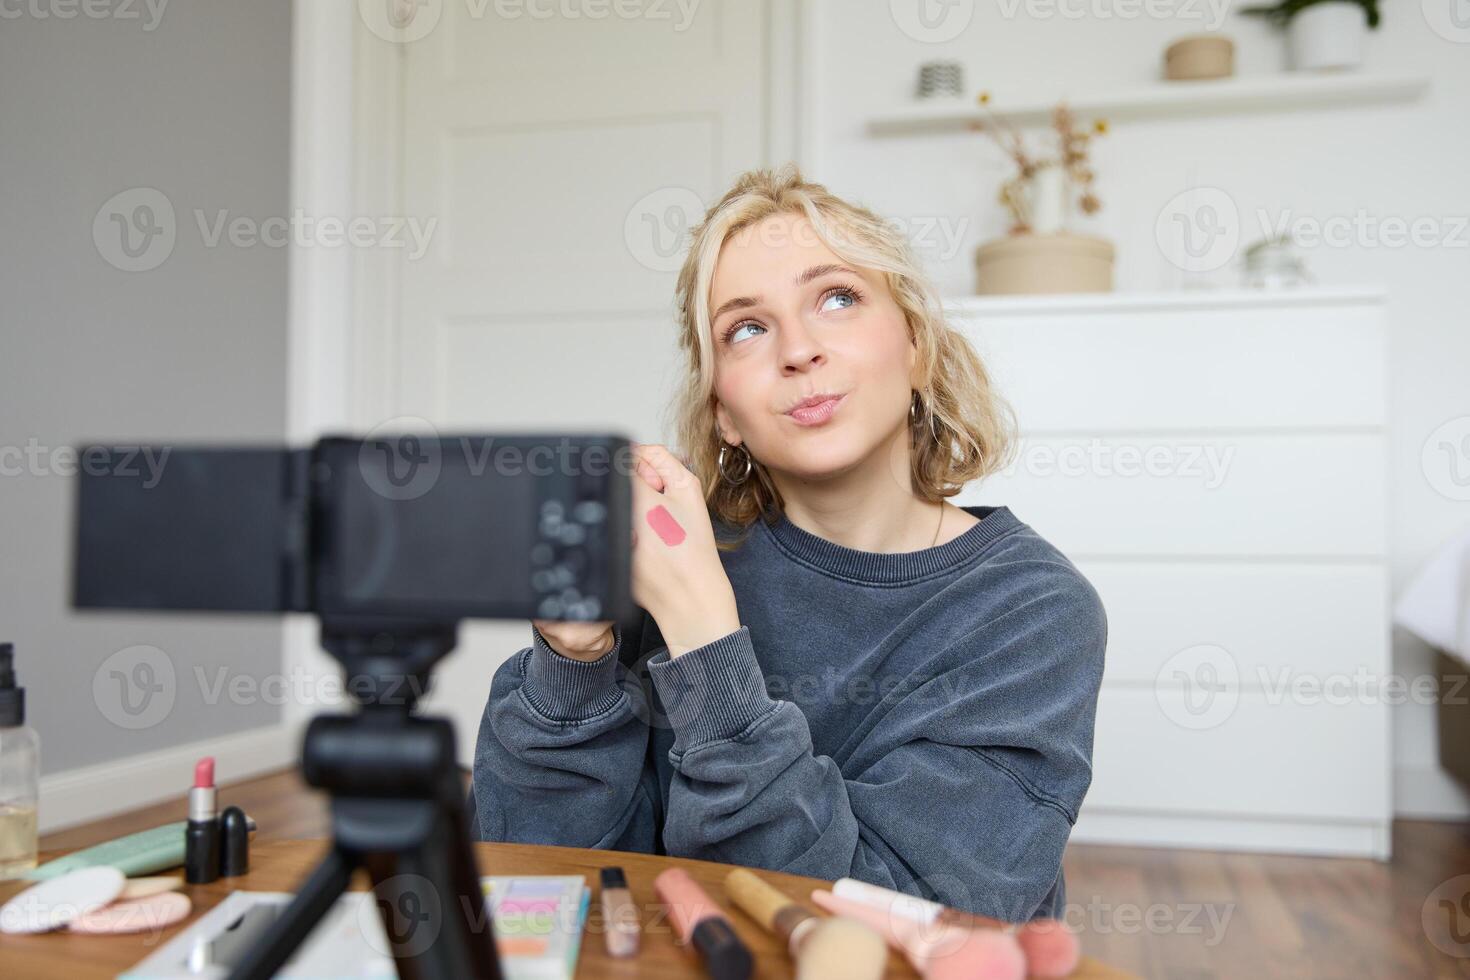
[761,505,1021,585]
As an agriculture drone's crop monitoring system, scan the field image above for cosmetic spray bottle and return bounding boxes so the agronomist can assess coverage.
[0,643,40,880]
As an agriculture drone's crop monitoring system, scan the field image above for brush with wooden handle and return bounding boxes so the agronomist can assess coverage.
[723,868,887,980]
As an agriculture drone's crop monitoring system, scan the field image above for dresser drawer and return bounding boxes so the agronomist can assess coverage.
[1085,687,1390,822]
[1079,561,1389,684]
[964,432,1385,558]
[952,293,1385,432]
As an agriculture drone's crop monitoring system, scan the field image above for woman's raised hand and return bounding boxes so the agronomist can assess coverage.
[628,442,741,658]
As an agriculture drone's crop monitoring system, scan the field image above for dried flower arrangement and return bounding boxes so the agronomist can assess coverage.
[969,92,1107,235]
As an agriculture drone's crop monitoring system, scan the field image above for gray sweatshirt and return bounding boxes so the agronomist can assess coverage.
[470,505,1106,921]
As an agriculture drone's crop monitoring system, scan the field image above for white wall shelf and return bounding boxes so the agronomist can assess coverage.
[868,71,1429,134]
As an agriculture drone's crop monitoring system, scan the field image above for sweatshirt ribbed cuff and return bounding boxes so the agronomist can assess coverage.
[519,622,625,722]
[645,626,778,753]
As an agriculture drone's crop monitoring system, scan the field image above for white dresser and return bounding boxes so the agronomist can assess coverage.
[951,288,1391,859]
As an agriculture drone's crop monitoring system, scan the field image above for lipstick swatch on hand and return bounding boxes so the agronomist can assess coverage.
[646,505,686,546]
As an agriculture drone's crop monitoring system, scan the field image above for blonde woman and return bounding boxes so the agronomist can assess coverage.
[471,165,1106,922]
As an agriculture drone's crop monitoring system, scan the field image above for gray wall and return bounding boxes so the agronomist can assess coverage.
[0,2,291,771]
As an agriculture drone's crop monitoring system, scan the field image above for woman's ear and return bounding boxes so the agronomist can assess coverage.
[713,402,742,447]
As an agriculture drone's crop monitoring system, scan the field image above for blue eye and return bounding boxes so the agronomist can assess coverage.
[821,289,857,312]
[727,321,765,344]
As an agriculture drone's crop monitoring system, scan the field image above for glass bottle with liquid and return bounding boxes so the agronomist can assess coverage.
[0,643,39,879]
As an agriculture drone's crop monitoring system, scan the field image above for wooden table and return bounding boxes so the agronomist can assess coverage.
[0,840,1135,978]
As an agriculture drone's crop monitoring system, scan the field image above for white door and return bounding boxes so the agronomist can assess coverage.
[356,1,779,764]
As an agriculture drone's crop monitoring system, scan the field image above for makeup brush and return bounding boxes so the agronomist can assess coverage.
[723,868,887,980]
[811,888,1026,980]
[832,877,1081,977]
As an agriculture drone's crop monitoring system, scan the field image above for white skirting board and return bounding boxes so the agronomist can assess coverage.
[1072,810,1393,860]
[38,724,301,835]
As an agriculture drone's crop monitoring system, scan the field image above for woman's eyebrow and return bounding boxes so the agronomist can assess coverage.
[710,264,861,324]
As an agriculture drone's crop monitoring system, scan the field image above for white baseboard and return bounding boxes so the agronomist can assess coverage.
[1071,810,1392,860]
[1394,765,1470,821]
[40,723,302,835]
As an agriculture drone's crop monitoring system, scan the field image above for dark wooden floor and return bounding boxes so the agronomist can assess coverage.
[42,769,1470,979]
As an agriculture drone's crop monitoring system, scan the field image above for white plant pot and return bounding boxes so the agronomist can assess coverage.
[1028,165,1067,235]
[1287,2,1367,71]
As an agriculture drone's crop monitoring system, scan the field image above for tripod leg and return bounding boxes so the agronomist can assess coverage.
[365,807,502,979]
[225,846,355,980]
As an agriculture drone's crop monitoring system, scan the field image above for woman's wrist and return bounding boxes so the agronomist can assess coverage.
[654,585,741,659]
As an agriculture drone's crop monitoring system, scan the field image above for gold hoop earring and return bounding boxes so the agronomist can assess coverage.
[717,442,752,485]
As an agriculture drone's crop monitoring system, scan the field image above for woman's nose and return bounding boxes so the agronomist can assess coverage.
[778,318,826,373]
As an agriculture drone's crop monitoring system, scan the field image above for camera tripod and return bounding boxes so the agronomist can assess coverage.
[227,615,503,979]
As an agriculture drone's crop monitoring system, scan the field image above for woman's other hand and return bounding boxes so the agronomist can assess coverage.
[532,618,616,663]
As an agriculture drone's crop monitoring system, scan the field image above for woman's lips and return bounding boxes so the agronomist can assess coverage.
[785,394,845,427]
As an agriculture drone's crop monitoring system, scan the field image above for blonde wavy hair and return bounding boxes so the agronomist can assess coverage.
[670,163,1017,549]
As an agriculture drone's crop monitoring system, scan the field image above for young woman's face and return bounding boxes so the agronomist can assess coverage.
[709,213,917,483]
